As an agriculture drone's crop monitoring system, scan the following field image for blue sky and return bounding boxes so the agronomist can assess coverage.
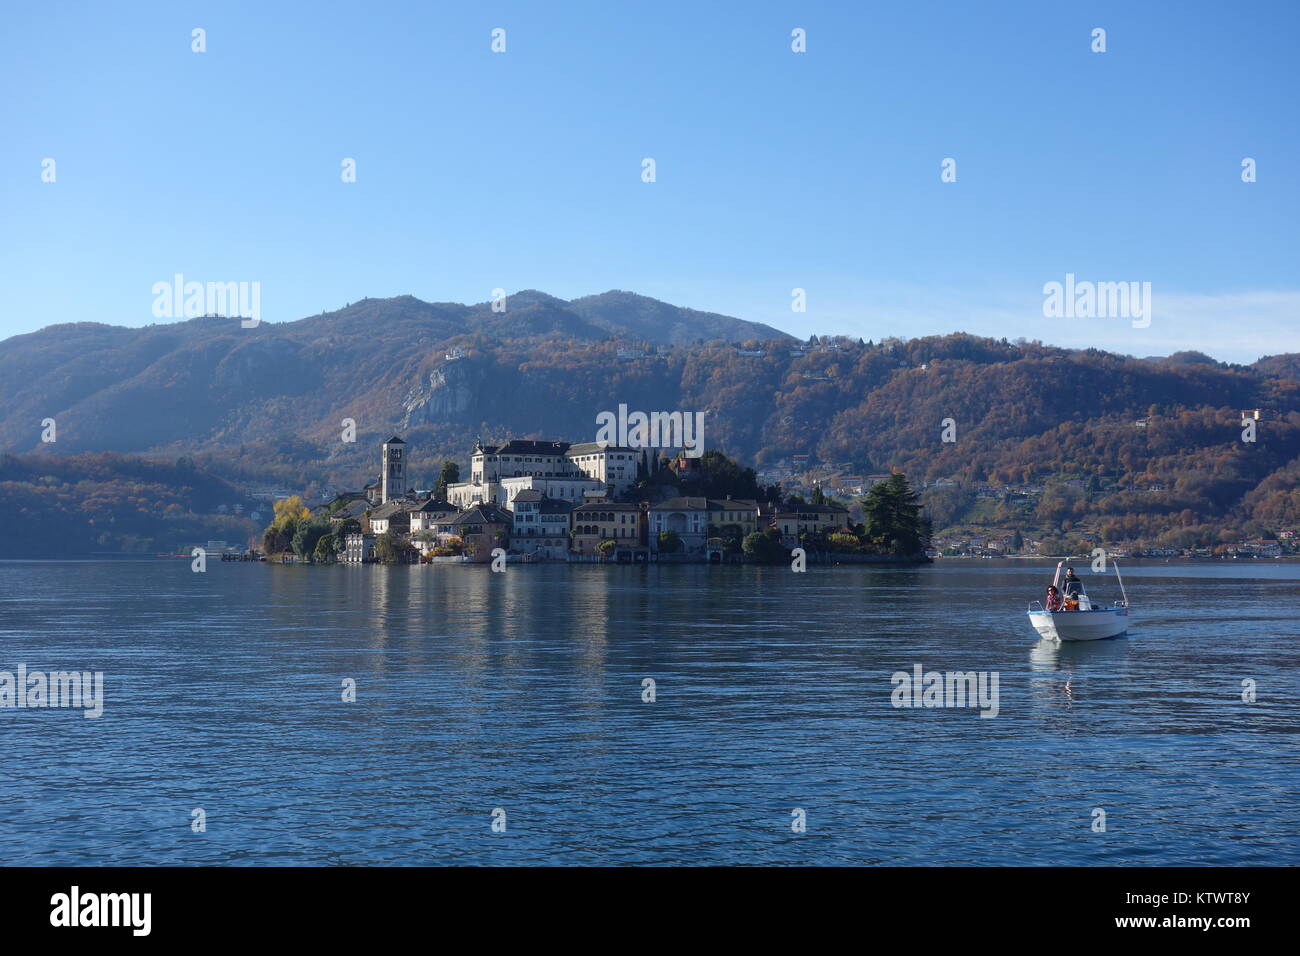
[2,0,1296,361]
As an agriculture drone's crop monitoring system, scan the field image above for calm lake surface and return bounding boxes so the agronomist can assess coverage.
[1,559,1297,866]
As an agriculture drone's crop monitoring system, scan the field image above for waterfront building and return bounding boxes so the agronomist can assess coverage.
[706,498,762,539]
[571,501,645,556]
[342,532,376,564]
[409,498,457,555]
[451,504,512,563]
[772,503,852,548]
[510,491,573,559]
[648,497,710,554]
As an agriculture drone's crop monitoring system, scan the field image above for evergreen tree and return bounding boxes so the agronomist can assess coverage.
[861,473,930,556]
[313,532,336,563]
[695,450,761,500]
[433,460,460,500]
[292,519,331,561]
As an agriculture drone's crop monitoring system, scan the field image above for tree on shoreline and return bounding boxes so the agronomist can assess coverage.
[657,530,682,553]
[861,473,930,556]
[742,529,787,563]
[313,532,337,563]
[292,519,331,561]
[262,495,312,556]
[374,531,416,564]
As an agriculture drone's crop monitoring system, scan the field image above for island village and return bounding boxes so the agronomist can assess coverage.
[218,422,1298,565]
[260,434,875,565]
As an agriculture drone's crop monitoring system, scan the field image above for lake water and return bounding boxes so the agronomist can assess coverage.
[1,559,1297,865]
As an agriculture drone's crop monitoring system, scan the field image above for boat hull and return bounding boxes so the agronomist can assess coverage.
[1028,607,1129,642]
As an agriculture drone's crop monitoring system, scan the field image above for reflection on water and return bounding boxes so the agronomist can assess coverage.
[0,559,1296,865]
[1028,636,1133,711]
[1029,634,1132,671]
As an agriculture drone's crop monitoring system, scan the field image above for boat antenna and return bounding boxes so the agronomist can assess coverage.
[1113,561,1129,607]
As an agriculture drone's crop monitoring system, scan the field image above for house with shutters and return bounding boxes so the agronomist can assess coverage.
[771,503,852,548]
[451,504,512,563]
[571,501,645,556]
[510,492,573,559]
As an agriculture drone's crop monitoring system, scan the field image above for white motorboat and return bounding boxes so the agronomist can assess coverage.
[1027,559,1131,641]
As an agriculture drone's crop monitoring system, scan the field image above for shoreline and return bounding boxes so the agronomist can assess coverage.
[4,554,1299,567]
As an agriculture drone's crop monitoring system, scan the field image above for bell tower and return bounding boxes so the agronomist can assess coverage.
[381,436,406,503]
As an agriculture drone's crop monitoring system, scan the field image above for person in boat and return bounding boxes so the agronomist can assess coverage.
[1045,585,1064,611]
[1062,568,1084,599]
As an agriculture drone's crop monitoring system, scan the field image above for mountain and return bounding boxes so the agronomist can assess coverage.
[564,290,786,344]
[0,290,788,454]
[1145,350,1225,368]
[300,289,790,346]
[1,293,1299,554]
[1252,352,1300,381]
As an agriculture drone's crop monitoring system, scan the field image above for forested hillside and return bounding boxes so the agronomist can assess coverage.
[0,452,256,555]
[1,293,1298,554]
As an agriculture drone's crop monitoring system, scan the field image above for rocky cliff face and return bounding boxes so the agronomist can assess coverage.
[402,358,478,427]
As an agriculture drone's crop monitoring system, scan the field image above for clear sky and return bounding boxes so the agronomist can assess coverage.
[2,0,1296,361]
